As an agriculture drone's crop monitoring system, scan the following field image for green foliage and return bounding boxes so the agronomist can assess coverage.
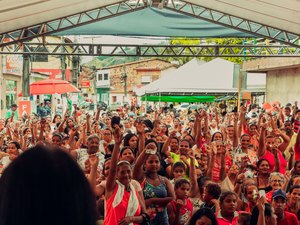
[160,38,201,65]
[85,47,145,68]
[84,56,143,68]
[161,37,255,65]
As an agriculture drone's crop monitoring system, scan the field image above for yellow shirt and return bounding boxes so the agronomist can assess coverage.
[284,133,297,161]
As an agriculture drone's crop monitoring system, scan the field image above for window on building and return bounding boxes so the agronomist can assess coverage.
[104,73,109,80]
[98,74,103,81]
[141,75,152,85]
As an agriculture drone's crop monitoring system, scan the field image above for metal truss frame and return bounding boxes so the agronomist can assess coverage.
[0,0,299,49]
[164,0,300,48]
[0,0,147,47]
[1,42,299,57]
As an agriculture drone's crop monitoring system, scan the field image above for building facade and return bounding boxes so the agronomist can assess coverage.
[242,57,300,104]
[96,59,177,105]
[0,36,73,117]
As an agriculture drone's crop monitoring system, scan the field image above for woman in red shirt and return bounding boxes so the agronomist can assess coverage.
[258,124,287,174]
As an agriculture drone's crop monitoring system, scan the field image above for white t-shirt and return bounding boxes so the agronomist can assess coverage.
[75,148,105,174]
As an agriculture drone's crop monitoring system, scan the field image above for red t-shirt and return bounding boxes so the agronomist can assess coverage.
[215,211,239,225]
[169,199,193,225]
[277,211,299,225]
[295,142,300,161]
[260,150,287,174]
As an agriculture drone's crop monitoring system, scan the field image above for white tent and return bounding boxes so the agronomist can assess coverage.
[135,58,206,96]
[137,58,238,96]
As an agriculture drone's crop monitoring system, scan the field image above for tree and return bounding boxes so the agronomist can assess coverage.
[161,37,254,65]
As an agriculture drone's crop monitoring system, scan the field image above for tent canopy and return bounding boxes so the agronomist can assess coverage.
[56,8,252,37]
[136,58,206,96]
[137,58,239,96]
[1,0,299,38]
[0,0,122,34]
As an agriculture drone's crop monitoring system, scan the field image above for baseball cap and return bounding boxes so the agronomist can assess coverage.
[272,189,286,200]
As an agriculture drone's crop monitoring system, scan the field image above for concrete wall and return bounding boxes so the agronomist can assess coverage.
[266,67,300,104]
[242,57,300,72]
[242,57,300,104]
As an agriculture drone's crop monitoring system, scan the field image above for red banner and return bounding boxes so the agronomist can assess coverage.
[18,100,31,117]
[81,80,91,88]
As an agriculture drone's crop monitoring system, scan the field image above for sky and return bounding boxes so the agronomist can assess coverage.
[67,35,168,63]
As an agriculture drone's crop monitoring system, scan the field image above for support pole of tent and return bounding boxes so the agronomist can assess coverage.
[22,54,30,98]
[72,56,79,87]
[60,37,66,81]
[159,92,161,108]
[145,93,147,115]
[60,37,67,113]
[237,71,242,112]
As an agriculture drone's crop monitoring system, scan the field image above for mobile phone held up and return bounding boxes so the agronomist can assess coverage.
[259,190,266,197]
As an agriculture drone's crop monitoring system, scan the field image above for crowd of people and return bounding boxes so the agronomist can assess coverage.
[0,101,300,225]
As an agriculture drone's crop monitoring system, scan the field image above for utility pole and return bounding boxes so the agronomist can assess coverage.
[123,63,127,103]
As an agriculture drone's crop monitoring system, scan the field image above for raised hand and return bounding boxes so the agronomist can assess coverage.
[289,146,294,156]
[89,154,99,169]
[170,130,177,138]
[210,142,217,156]
[135,121,145,134]
[257,196,266,212]
[175,199,184,210]
[153,119,161,129]
[113,125,123,145]
[236,173,245,184]
[63,109,69,120]
[284,171,291,183]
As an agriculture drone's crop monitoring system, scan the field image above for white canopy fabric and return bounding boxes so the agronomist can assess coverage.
[0,0,299,35]
[186,0,300,35]
[0,0,123,33]
[136,58,238,96]
[135,58,206,96]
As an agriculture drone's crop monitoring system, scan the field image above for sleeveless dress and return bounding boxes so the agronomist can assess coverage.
[142,176,169,225]
[104,181,141,225]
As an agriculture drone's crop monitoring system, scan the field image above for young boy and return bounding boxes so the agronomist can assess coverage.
[167,179,193,225]
[200,182,221,213]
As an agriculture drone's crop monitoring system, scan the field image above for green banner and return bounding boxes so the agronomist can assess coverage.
[141,95,214,103]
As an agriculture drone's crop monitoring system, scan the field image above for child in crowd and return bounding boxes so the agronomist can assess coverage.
[167,178,193,225]
[200,182,221,213]
[170,161,187,187]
